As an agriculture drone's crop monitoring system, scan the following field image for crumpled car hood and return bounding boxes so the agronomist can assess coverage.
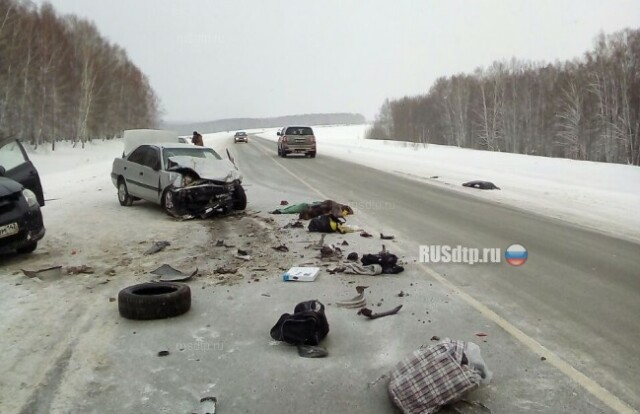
[168,156,241,182]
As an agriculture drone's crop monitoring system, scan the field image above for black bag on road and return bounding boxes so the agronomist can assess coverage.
[270,300,329,346]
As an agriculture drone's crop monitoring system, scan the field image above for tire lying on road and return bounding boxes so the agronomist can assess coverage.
[118,282,191,320]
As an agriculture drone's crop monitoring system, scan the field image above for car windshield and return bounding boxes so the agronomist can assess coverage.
[162,147,222,167]
[235,132,246,136]
[285,127,313,136]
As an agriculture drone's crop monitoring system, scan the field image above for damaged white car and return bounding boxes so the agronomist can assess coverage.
[111,129,246,218]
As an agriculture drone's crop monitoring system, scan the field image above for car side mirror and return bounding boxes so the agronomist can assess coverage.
[0,166,5,176]
[277,131,281,136]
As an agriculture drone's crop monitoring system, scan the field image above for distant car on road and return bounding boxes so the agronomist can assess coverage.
[277,126,316,158]
[234,131,248,143]
[0,138,45,254]
[111,129,246,218]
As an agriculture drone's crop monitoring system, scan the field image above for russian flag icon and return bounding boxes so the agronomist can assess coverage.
[505,244,528,266]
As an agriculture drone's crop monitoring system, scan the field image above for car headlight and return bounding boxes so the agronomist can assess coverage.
[23,189,39,208]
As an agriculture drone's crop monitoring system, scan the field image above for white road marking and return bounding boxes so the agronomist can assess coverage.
[250,138,636,414]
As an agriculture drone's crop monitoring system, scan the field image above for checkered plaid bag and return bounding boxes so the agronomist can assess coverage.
[388,339,483,414]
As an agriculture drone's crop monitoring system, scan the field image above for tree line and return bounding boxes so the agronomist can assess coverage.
[367,28,640,165]
[0,0,160,149]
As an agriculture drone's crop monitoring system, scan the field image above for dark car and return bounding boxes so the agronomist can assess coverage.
[234,131,248,143]
[277,126,316,158]
[0,138,45,254]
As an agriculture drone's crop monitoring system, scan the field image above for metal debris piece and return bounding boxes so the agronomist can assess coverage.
[215,240,224,247]
[66,265,94,274]
[297,344,328,358]
[380,233,395,240]
[144,241,170,255]
[215,266,238,274]
[358,305,403,319]
[336,285,368,308]
[150,264,198,282]
[360,231,373,238]
[22,266,62,280]
[157,350,170,357]
[272,244,289,252]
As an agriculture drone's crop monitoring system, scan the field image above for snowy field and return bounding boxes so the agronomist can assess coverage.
[257,125,640,243]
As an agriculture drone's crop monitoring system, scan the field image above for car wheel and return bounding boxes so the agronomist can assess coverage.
[16,242,37,254]
[309,152,316,158]
[277,147,281,157]
[281,150,287,158]
[118,282,191,320]
[162,188,177,216]
[118,179,133,206]
[233,182,247,210]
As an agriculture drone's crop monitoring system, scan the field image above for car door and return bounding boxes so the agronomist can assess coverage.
[139,146,163,203]
[0,139,45,206]
[124,146,149,199]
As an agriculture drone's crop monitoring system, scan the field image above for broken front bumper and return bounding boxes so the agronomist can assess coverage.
[167,182,235,218]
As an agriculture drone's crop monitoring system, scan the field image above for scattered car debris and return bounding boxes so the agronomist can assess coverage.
[215,239,224,247]
[237,248,250,256]
[362,246,404,274]
[462,180,500,190]
[358,305,403,319]
[118,282,191,320]
[341,240,349,246]
[66,265,94,274]
[280,200,289,206]
[199,396,217,414]
[144,241,171,255]
[320,245,342,260]
[150,264,198,282]
[157,350,170,357]
[261,293,271,297]
[327,266,346,274]
[430,335,441,341]
[272,244,289,252]
[234,254,252,261]
[22,266,62,280]
[360,231,373,238]
[475,332,488,337]
[283,221,304,229]
[397,290,407,297]
[109,297,116,302]
[297,344,328,358]
[215,266,238,274]
[336,285,368,308]
[380,233,395,240]
[430,175,439,179]
[347,252,359,261]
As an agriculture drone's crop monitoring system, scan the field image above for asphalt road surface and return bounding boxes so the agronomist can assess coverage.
[238,136,640,413]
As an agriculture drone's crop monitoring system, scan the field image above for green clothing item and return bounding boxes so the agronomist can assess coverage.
[272,201,322,214]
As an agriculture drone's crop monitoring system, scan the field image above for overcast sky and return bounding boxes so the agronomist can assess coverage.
[39,0,640,122]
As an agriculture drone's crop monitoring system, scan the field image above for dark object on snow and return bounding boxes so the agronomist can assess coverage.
[270,300,329,346]
[157,350,170,357]
[150,264,197,282]
[462,180,500,190]
[360,231,373,238]
[308,214,345,233]
[299,200,353,220]
[380,233,395,240]
[237,248,250,256]
[341,240,349,246]
[215,239,224,247]
[118,282,191,320]
[297,344,328,358]
[358,305,403,319]
[215,266,237,274]
[144,241,170,255]
[272,244,289,252]
[430,335,441,341]
[280,200,289,206]
[283,221,304,229]
[66,265,94,275]
[347,252,359,261]
[22,266,62,280]
[361,249,404,274]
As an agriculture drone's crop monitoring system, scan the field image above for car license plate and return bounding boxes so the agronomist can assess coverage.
[0,222,19,239]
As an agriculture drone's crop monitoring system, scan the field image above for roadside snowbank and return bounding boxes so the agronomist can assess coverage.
[257,125,640,242]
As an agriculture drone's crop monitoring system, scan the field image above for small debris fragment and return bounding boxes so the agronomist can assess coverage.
[341,240,349,246]
[380,233,395,240]
[234,254,252,261]
[475,332,488,337]
[144,241,170,255]
[430,335,440,341]
[358,305,403,319]
[109,297,116,302]
[360,231,373,238]
[272,244,289,252]
[157,350,170,357]
[397,291,405,297]
[237,248,250,256]
[280,200,289,206]
[67,265,94,275]
[261,293,271,297]
[215,266,238,274]
[215,240,224,247]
